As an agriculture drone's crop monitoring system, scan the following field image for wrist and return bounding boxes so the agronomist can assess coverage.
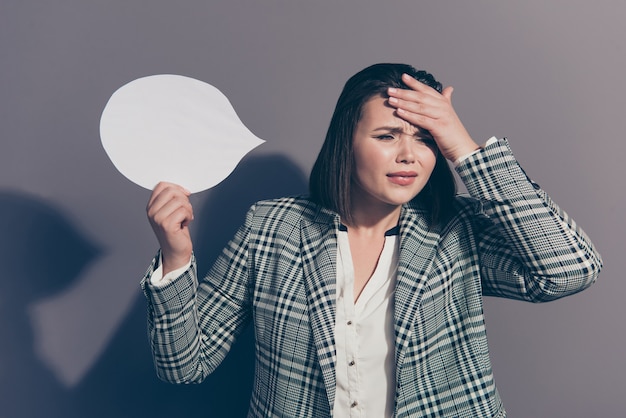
[444,140,480,162]
[161,250,192,276]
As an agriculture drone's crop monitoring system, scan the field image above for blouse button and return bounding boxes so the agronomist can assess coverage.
[351,401,358,408]
[349,360,355,366]
[347,320,352,325]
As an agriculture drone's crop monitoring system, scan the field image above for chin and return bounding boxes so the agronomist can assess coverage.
[383,194,420,207]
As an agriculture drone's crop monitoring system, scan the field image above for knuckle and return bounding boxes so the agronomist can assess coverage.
[152,212,165,225]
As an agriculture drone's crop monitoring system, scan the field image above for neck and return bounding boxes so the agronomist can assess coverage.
[345,202,402,235]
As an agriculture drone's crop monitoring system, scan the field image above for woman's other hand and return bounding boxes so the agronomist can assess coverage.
[387,73,480,162]
[146,181,194,275]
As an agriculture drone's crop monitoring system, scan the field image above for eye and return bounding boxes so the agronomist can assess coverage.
[416,137,435,145]
[376,134,395,141]
[415,134,436,147]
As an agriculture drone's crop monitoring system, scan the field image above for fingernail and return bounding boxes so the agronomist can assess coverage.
[388,87,397,94]
[388,96,398,104]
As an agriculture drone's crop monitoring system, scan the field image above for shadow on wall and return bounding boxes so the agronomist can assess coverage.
[0,190,101,417]
[73,153,308,417]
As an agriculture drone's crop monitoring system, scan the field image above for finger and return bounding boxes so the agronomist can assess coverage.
[400,73,442,97]
[393,107,437,132]
[387,86,448,116]
[147,188,193,225]
[160,203,194,230]
[153,180,191,195]
[150,190,193,222]
[442,86,454,101]
[150,198,194,232]
[387,95,445,121]
[387,88,434,107]
[151,182,191,206]
[147,182,191,213]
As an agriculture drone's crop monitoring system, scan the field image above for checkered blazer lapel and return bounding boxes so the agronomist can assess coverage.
[300,207,341,409]
[298,203,440,408]
[394,205,440,373]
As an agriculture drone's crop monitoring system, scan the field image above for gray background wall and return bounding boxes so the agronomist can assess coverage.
[1,1,623,417]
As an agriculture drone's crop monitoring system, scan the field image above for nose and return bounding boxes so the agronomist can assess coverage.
[396,136,415,164]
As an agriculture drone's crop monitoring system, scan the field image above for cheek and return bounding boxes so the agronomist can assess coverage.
[352,145,388,174]
[419,147,438,172]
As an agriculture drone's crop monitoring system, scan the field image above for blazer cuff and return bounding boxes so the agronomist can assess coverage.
[454,137,539,203]
[141,251,198,317]
[453,136,499,166]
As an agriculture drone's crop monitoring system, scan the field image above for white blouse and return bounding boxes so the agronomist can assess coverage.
[333,224,399,418]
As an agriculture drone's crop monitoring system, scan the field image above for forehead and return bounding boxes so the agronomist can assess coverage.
[358,95,419,133]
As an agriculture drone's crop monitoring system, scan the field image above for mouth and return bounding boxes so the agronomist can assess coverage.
[387,171,417,185]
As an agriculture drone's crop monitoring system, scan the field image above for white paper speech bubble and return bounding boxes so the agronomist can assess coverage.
[100,74,265,193]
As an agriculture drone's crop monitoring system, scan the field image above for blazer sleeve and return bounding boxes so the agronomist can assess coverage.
[141,203,256,383]
[455,138,603,302]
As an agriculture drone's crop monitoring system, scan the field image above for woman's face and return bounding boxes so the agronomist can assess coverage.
[350,95,437,212]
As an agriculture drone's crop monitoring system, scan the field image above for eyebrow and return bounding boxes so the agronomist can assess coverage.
[372,126,431,137]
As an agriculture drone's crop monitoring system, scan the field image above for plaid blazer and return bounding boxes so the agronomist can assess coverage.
[142,139,601,417]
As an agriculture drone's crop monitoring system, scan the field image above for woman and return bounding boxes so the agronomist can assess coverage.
[142,63,602,417]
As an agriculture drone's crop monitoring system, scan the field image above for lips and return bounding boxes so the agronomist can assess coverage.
[387,171,417,186]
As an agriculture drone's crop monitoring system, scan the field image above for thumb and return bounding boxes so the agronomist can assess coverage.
[442,86,454,101]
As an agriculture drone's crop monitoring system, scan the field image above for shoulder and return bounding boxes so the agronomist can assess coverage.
[253,195,320,215]
[451,194,482,215]
[405,194,482,224]
[420,194,486,235]
[438,195,493,239]
[246,195,330,229]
